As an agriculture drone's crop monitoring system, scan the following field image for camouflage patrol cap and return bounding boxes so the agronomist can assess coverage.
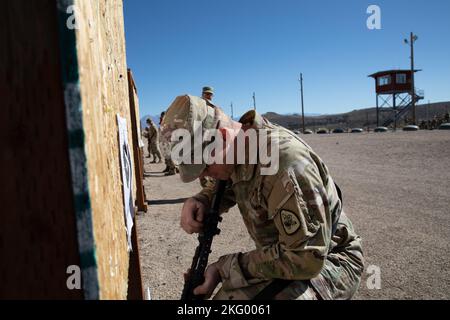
[160,95,218,182]
[160,95,241,183]
[202,86,214,94]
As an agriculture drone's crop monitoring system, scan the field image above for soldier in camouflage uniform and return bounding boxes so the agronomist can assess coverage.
[202,86,214,102]
[431,117,438,130]
[159,112,177,175]
[160,95,364,300]
[200,86,217,189]
[146,118,163,163]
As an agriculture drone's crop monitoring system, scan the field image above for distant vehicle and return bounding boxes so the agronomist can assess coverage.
[439,123,450,130]
[332,128,345,134]
[304,129,313,134]
[403,125,419,132]
[293,130,301,135]
[351,128,364,133]
[374,127,388,133]
[316,128,328,134]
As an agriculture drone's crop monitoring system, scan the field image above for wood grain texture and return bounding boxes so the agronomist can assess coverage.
[0,0,82,299]
[74,0,134,299]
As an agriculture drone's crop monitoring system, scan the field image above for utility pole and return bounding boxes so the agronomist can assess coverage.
[299,73,306,133]
[252,92,256,111]
[405,32,418,125]
[231,102,234,119]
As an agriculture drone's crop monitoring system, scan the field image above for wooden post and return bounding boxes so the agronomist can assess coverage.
[126,69,145,300]
[127,69,147,213]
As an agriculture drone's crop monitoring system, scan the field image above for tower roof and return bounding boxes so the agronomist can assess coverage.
[368,69,421,78]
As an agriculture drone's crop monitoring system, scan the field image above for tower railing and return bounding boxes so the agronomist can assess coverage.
[382,89,424,127]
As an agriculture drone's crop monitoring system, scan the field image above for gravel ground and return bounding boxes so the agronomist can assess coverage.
[137,130,450,300]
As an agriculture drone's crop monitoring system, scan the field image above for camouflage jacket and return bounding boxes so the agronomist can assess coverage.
[147,122,159,143]
[194,110,364,299]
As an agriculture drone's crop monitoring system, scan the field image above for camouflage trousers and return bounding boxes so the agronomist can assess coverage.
[213,279,320,300]
[148,141,162,163]
[213,259,361,300]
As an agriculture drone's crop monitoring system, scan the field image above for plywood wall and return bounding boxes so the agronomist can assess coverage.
[74,0,135,299]
[1,0,140,299]
[0,0,82,299]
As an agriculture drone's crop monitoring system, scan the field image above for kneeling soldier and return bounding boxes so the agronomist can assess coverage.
[160,95,364,300]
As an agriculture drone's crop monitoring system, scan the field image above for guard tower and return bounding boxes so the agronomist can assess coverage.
[369,70,424,128]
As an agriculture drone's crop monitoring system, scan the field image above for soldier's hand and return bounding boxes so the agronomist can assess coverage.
[183,268,191,281]
[181,197,207,234]
[193,264,221,299]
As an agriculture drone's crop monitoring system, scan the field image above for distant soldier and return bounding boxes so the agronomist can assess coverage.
[445,112,450,124]
[159,112,177,175]
[200,86,217,189]
[202,86,214,103]
[146,118,162,163]
[431,117,438,130]
[419,120,426,130]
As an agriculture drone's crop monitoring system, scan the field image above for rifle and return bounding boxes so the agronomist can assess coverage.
[181,179,227,300]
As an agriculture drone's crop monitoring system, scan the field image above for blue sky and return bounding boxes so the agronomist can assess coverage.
[123,0,450,118]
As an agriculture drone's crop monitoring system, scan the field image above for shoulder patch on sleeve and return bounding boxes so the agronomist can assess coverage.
[280,210,301,235]
[266,170,295,219]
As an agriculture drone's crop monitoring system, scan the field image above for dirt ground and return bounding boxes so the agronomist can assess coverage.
[136,130,450,300]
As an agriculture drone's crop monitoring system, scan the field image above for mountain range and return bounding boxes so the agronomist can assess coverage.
[141,101,450,130]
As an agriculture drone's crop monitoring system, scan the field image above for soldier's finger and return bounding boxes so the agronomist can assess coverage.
[183,269,191,281]
[188,219,203,230]
[181,211,202,233]
[187,225,202,234]
[193,283,207,296]
[181,220,202,234]
[195,202,206,223]
[193,282,214,298]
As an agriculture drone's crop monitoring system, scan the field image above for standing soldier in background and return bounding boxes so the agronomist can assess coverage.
[200,86,216,188]
[419,120,426,130]
[202,86,214,103]
[146,118,163,163]
[431,116,438,130]
[159,112,177,176]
